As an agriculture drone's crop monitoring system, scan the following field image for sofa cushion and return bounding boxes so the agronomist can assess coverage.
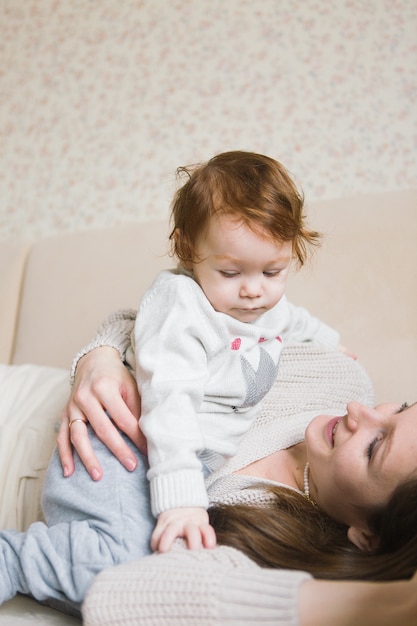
[0,364,69,531]
[11,221,172,370]
[286,189,417,404]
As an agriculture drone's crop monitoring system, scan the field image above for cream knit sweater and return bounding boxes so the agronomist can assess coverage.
[79,312,374,625]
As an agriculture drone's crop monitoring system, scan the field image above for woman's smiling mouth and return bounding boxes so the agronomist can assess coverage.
[327,417,342,447]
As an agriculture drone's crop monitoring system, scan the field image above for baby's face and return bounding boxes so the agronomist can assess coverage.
[190,214,293,323]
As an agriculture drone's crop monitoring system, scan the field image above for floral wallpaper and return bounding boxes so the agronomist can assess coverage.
[1,0,416,241]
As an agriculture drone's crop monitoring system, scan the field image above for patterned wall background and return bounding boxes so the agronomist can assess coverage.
[1,0,416,242]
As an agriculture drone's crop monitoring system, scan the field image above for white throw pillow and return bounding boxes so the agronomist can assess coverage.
[0,364,70,531]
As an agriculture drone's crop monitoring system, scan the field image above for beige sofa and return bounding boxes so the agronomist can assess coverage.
[0,188,416,624]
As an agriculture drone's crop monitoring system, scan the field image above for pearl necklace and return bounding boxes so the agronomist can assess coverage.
[303,462,316,505]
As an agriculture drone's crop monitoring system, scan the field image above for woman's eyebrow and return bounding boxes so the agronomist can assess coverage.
[398,401,417,414]
[381,402,417,463]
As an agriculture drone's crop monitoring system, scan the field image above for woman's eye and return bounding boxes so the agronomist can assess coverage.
[367,434,383,461]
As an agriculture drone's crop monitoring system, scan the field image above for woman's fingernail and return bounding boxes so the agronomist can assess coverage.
[125,458,137,471]
[91,467,101,481]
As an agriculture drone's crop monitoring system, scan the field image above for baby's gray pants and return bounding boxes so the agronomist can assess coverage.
[0,427,153,612]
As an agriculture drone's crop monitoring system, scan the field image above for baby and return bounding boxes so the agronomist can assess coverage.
[129,150,341,552]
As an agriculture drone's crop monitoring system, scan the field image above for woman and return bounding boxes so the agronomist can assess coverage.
[56,312,417,625]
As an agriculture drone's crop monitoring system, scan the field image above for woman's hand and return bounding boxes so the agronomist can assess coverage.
[57,346,145,481]
[338,344,358,360]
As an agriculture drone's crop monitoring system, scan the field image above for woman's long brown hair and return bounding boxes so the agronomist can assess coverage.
[209,480,417,581]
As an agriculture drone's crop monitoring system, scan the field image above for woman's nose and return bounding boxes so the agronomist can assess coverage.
[345,401,375,431]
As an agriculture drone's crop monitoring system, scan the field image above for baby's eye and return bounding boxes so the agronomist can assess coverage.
[263,270,281,277]
[219,270,239,277]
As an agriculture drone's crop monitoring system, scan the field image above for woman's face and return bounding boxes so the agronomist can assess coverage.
[305,402,417,533]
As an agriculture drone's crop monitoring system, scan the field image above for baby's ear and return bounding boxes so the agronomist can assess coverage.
[347,525,380,552]
[173,227,182,254]
[174,228,193,269]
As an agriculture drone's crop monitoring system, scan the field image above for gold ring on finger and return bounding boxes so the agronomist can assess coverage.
[68,418,88,430]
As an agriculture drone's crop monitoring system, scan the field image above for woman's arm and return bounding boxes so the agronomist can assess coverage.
[82,544,310,626]
[69,309,137,385]
[82,544,417,626]
[57,310,144,480]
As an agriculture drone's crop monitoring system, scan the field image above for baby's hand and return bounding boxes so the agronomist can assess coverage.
[338,344,358,360]
[151,507,217,553]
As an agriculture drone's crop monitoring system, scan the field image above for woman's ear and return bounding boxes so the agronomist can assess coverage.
[347,525,380,552]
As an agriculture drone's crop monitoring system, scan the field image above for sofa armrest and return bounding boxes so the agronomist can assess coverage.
[0,240,32,364]
[0,364,69,531]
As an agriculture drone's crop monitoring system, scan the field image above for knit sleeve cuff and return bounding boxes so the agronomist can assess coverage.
[150,469,209,516]
[69,308,137,385]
